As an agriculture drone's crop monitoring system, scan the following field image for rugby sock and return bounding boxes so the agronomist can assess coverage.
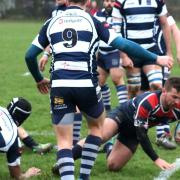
[22,135,38,149]
[116,85,128,105]
[156,125,165,138]
[72,144,83,160]
[164,124,170,135]
[57,149,75,180]
[73,113,82,146]
[103,142,113,158]
[79,135,102,180]
[101,84,111,111]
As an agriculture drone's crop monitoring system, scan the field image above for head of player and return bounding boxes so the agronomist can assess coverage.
[161,77,180,110]
[103,0,115,14]
[55,0,67,6]
[7,97,32,126]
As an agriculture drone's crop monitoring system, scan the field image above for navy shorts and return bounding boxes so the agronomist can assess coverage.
[107,107,138,153]
[97,51,120,72]
[50,86,104,124]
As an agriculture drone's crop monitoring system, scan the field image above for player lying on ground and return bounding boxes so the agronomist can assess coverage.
[0,97,41,179]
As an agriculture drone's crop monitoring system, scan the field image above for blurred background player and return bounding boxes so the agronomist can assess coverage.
[18,126,53,154]
[94,0,129,112]
[0,97,41,179]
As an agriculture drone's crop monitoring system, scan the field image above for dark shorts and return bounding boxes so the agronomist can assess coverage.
[107,107,138,153]
[97,51,120,72]
[50,86,104,124]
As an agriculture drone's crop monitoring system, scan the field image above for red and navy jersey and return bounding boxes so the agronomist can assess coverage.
[120,91,180,129]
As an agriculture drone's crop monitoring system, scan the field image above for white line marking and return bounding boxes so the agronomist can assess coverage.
[154,158,180,180]
[28,131,55,136]
[22,72,31,76]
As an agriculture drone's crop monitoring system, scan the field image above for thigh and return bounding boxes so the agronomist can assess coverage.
[107,140,135,171]
[77,86,104,119]
[97,66,109,86]
[50,87,76,125]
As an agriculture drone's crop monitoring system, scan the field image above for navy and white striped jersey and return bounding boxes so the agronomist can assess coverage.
[0,107,21,166]
[113,0,168,49]
[94,9,119,55]
[32,6,118,88]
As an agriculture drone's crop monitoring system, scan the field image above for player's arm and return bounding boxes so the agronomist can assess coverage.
[25,20,51,94]
[7,137,41,179]
[168,16,180,64]
[159,14,172,57]
[134,95,174,170]
[110,36,173,69]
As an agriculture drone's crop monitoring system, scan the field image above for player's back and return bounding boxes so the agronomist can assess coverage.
[47,6,101,87]
[0,107,17,152]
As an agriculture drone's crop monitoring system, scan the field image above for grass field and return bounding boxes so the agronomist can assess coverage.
[0,20,180,180]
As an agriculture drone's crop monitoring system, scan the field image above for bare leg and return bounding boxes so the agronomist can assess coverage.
[107,140,137,171]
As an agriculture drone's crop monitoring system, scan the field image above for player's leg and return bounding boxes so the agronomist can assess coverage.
[18,126,53,154]
[98,65,111,111]
[79,110,105,180]
[107,135,138,171]
[108,52,128,104]
[76,86,105,180]
[143,64,163,91]
[73,107,82,146]
[51,87,76,180]
[126,67,141,98]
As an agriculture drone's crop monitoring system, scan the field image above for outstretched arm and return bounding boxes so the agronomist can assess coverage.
[110,36,173,69]
[135,125,174,170]
[9,165,41,179]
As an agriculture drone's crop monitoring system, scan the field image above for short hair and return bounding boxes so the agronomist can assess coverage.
[68,0,88,5]
[164,77,180,92]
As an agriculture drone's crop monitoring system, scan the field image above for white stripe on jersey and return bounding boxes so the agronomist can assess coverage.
[54,61,88,71]
[32,35,44,50]
[53,41,92,54]
[51,79,94,87]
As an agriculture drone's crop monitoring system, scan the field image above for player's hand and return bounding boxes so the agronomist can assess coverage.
[122,56,134,68]
[156,55,173,69]
[154,158,175,170]
[37,78,50,94]
[39,56,48,71]
[23,167,41,178]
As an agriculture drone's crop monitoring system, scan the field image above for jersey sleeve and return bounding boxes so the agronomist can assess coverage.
[93,16,119,45]
[6,137,21,166]
[156,0,168,16]
[32,19,51,49]
[112,0,123,19]
[134,93,159,161]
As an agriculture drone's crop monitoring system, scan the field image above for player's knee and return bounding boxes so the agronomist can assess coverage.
[147,69,162,90]
[149,83,162,91]
[107,158,122,171]
[127,73,141,97]
[128,85,140,98]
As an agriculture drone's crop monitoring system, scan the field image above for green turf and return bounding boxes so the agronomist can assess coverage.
[0,20,180,180]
